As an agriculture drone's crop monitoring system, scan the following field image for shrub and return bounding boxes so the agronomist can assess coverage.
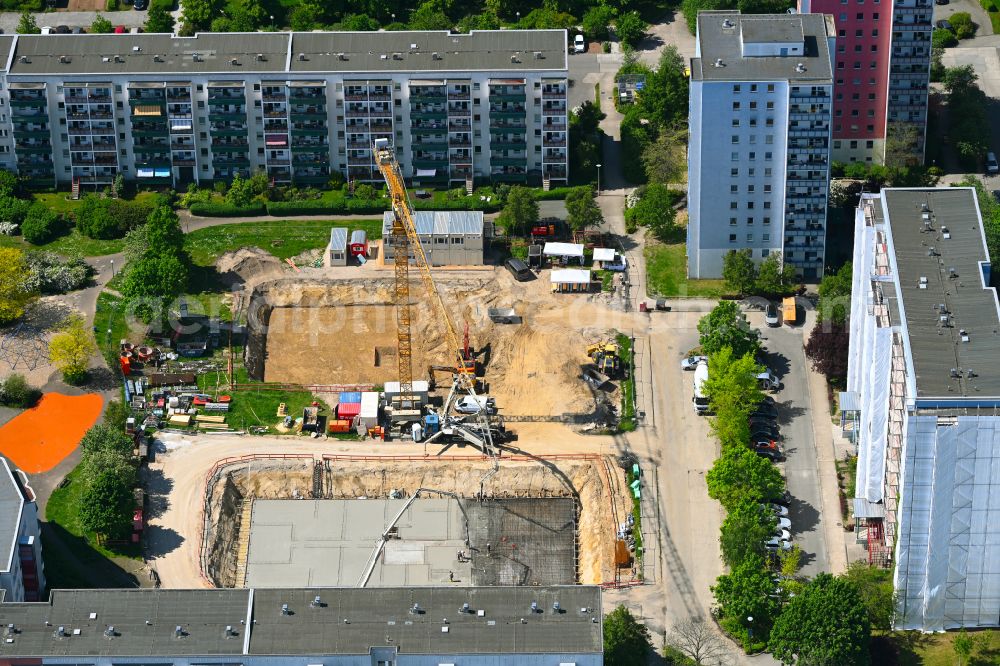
[105,0,119,11]
[0,373,41,408]
[75,196,122,239]
[21,204,64,245]
[0,196,32,232]
[933,28,958,49]
[108,199,154,232]
[188,202,266,217]
[24,252,94,294]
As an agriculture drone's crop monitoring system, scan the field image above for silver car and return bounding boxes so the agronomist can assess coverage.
[681,355,708,371]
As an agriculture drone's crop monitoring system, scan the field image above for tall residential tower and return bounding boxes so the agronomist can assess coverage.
[687,10,835,280]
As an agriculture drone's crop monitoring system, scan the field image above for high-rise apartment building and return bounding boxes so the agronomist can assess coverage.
[0,458,45,603]
[846,187,1000,630]
[799,0,932,165]
[687,11,835,280]
[0,31,569,190]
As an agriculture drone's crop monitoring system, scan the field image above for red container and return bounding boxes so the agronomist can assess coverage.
[337,402,361,419]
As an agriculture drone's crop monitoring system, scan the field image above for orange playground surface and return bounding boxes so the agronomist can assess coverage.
[0,393,104,474]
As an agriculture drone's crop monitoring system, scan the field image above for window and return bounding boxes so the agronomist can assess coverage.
[747,201,754,209]
[763,216,771,225]
[730,185,738,193]
[765,135,773,145]
[868,93,876,100]
[730,201,738,209]
[839,12,847,20]
[873,13,879,20]
[850,140,858,148]
[731,167,739,176]
[854,45,862,53]
[764,184,771,193]
[732,118,740,127]
[765,118,774,128]
[730,217,738,226]
[749,151,756,160]
[747,216,754,224]
[732,101,740,110]
[767,84,775,92]
[838,45,846,53]
[729,234,737,243]
[856,12,863,19]
[762,249,771,257]
[747,233,753,242]
[853,62,861,69]
[838,29,846,37]
[763,233,770,242]
[731,135,739,144]
[749,135,757,145]
[766,101,774,110]
[764,168,771,177]
[747,184,755,193]
[871,45,878,52]
[731,152,739,161]
[748,168,755,176]
[764,201,772,209]
[765,152,772,160]
[733,84,741,93]
[750,84,758,92]
[749,118,757,127]
[866,140,874,148]
[749,101,757,109]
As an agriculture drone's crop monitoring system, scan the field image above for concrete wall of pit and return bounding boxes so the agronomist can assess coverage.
[244,292,273,381]
[201,456,630,588]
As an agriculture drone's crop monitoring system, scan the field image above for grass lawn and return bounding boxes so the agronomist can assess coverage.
[94,291,130,369]
[45,467,142,562]
[183,219,383,267]
[645,242,734,299]
[0,229,124,259]
[877,628,999,665]
[616,333,636,432]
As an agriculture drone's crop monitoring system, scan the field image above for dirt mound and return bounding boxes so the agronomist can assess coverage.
[215,248,284,286]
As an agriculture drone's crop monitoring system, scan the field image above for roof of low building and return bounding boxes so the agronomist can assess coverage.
[0,458,25,576]
[550,269,591,284]
[0,587,601,657]
[691,11,833,83]
[880,188,1000,398]
[381,210,484,236]
[328,227,348,250]
[4,30,566,77]
[542,242,584,257]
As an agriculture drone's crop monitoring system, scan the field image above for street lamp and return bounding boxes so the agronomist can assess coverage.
[747,616,754,640]
[516,11,521,23]
[596,163,602,195]
[110,259,114,277]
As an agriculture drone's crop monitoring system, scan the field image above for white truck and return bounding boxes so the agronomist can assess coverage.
[693,361,710,414]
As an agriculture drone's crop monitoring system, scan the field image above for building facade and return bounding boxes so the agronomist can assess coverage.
[798,0,931,165]
[381,210,486,265]
[846,187,1000,630]
[0,587,603,666]
[0,458,45,603]
[0,31,568,190]
[687,11,835,280]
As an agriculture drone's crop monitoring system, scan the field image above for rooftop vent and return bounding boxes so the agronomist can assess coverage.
[460,603,471,614]
[937,303,947,314]
[951,367,961,379]
[410,603,423,615]
[230,58,240,66]
[281,604,291,616]
[153,55,163,62]
[4,624,15,636]
[410,43,418,49]
[942,226,951,239]
[298,53,307,61]
[795,63,806,73]
[921,202,930,212]
[961,329,970,342]
[511,54,521,63]
[722,18,735,28]
[18,56,29,63]
[919,276,928,289]
[224,625,236,638]
[966,367,975,377]
[393,53,403,60]
[928,246,939,257]
[53,626,65,638]
[104,626,116,639]
[534,51,544,59]
[380,54,387,60]
[338,52,347,61]
[132,46,141,52]
[949,267,959,278]
[311,596,323,608]
[552,601,561,613]
[102,56,111,63]
[59,55,70,64]
[432,52,442,60]
[174,626,184,638]
[531,601,539,613]
[940,313,951,326]
[114,55,123,63]
[192,53,202,62]
[713,58,724,68]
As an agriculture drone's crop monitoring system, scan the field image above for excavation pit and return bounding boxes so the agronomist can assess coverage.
[242,497,576,588]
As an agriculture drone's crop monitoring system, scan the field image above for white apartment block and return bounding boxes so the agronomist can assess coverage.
[0,458,44,603]
[846,188,1000,630]
[0,30,568,190]
[687,11,835,280]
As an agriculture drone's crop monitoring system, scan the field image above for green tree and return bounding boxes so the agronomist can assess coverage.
[582,5,615,41]
[16,10,40,34]
[21,203,64,245]
[704,347,765,417]
[80,423,134,457]
[565,187,604,231]
[0,374,41,408]
[768,573,871,666]
[229,0,269,32]
[641,126,687,185]
[516,7,577,30]
[0,171,21,198]
[722,249,757,296]
[91,14,114,33]
[120,252,189,301]
[697,301,761,359]
[226,173,254,207]
[0,247,37,326]
[706,445,786,510]
[932,28,958,49]
[949,12,976,39]
[48,315,97,384]
[409,2,452,30]
[639,46,690,127]
[145,5,176,33]
[603,606,652,666]
[842,560,896,631]
[144,205,186,257]
[79,466,136,540]
[289,1,322,30]
[180,0,221,33]
[719,499,775,568]
[817,261,852,324]
[339,13,380,30]
[625,183,678,241]
[75,196,121,240]
[711,555,781,647]
[755,251,796,296]
[496,185,539,236]
[615,11,647,49]
[102,399,133,431]
[953,629,974,666]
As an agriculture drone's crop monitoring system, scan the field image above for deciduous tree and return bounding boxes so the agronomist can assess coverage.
[565,187,604,231]
[582,5,615,41]
[641,126,687,185]
[842,560,896,631]
[79,466,136,540]
[817,262,852,324]
[768,573,871,665]
[603,606,652,666]
[755,251,796,296]
[712,555,781,647]
[805,322,849,384]
[80,423,135,457]
[21,203,64,245]
[0,247,37,326]
[91,14,114,33]
[145,5,176,33]
[666,619,729,665]
[496,186,538,236]
[722,249,757,297]
[614,11,647,48]
[697,301,761,359]
[706,445,786,510]
[625,183,678,242]
[704,347,765,417]
[16,10,40,34]
[719,499,775,568]
[48,315,97,384]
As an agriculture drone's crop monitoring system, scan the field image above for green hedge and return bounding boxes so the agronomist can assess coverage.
[188,202,266,217]
[534,185,590,201]
[149,0,175,10]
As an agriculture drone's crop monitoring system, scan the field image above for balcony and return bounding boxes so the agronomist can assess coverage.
[491,138,526,149]
[10,97,47,108]
[490,108,527,118]
[542,88,566,99]
[447,107,472,117]
[294,173,331,184]
[209,111,247,121]
[132,127,170,138]
[262,92,286,102]
[129,97,166,106]
[293,154,330,165]
[410,91,446,102]
[289,109,327,120]
[17,144,51,154]
[289,89,325,102]
[212,127,248,137]
[291,126,327,136]
[369,122,392,133]
[212,143,250,153]
[213,156,251,166]
[413,157,449,168]
[411,109,447,120]
[13,128,50,138]
[347,155,373,166]
[542,139,567,147]
[491,172,528,182]
[263,110,287,118]
[448,91,471,100]
[208,94,246,104]
[448,139,471,148]
[167,91,192,102]
[489,124,527,133]
[492,156,527,166]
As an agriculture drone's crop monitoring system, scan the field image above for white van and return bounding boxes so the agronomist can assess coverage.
[574,34,586,53]
[455,395,497,415]
[693,362,710,414]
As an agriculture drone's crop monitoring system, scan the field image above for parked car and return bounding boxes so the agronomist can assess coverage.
[114,25,126,33]
[765,536,792,552]
[604,254,627,272]
[935,19,952,30]
[752,396,778,419]
[574,34,586,53]
[455,395,497,415]
[72,26,85,33]
[935,0,949,4]
[754,444,783,462]
[55,25,71,34]
[133,0,148,8]
[776,516,792,531]
[681,355,708,371]
[757,370,782,391]
[766,502,789,517]
[764,302,780,327]
[749,420,780,440]
[772,527,792,542]
[504,258,532,281]
[987,151,999,175]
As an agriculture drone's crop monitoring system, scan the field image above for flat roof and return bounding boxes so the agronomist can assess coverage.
[691,11,833,83]
[881,188,1000,398]
[4,30,565,77]
[0,458,25,576]
[0,587,601,656]
[381,210,484,236]
[328,227,347,251]
[543,242,584,257]
[244,499,472,588]
[551,269,591,284]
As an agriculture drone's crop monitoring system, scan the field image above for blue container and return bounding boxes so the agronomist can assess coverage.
[339,391,362,404]
[423,413,441,435]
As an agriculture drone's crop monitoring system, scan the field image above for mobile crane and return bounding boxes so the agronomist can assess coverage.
[373,138,502,465]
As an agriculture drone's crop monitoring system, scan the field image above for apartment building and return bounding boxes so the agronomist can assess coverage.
[798,0,932,165]
[687,11,835,280]
[0,586,603,666]
[845,187,1000,630]
[0,458,45,603]
[0,30,568,190]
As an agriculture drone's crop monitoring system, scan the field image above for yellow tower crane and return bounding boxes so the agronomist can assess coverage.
[373,139,498,462]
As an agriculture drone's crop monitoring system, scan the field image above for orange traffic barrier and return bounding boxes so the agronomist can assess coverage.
[0,393,104,473]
